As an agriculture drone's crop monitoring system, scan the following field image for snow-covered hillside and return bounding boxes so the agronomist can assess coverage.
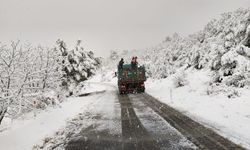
[108,8,250,87]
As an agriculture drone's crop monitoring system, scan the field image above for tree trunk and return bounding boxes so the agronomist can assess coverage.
[0,108,7,125]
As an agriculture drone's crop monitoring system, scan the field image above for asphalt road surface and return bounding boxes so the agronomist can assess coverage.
[65,90,245,150]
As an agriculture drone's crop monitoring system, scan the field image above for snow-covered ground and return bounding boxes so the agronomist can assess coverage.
[0,83,109,150]
[146,68,250,149]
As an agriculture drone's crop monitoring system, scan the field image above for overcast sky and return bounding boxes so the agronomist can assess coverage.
[0,0,250,57]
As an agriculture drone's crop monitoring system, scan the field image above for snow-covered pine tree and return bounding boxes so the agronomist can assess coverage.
[55,39,101,94]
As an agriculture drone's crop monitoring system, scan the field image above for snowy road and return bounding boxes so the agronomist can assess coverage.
[66,88,195,150]
[0,82,245,150]
[4,82,240,150]
[63,84,245,150]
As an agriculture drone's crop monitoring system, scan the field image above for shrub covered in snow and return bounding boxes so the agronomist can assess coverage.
[173,72,189,88]
[0,40,101,124]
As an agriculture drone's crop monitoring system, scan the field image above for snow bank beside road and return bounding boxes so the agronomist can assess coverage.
[0,91,104,150]
[146,69,250,149]
[79,82,106,95]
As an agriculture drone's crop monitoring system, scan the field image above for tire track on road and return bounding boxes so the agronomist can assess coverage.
[128,94,196,150]
[66,90,122,150]
[118,94,157,150]
[140,93,246,150]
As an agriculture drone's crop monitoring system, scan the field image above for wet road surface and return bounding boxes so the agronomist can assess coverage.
[65,91,245,150]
